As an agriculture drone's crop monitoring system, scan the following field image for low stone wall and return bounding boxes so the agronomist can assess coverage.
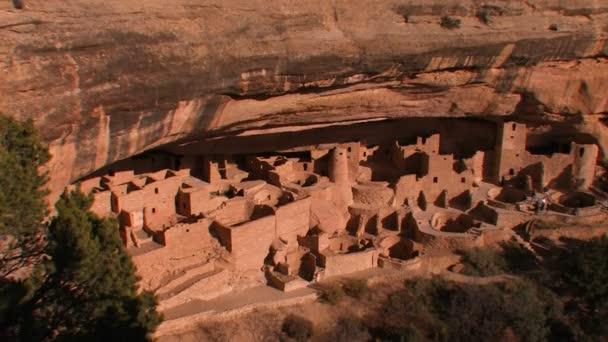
[265,270,309,292]
[378,255,421,271]
[319,248,378,277]
[494,209,528,229]
[155,290,318,338]
[158,268,231,311]
[478,227,512,246]
[531,224,608,241]
[487,199,517,211]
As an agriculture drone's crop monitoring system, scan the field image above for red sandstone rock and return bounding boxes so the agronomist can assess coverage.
[0,0,607,200]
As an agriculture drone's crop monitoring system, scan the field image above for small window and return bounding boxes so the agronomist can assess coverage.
[579,147,585,157]
[515,154,520,157]
[363,152,367,157]
[509,168,515,176]
[267,195,271,200]
[347,147,352,152]
[510,136,514,139]
[461,177,466,183]
[512,123,517,131]
[152,208,156,214]
[421,137,427,144]
[154,188,159,194]
[433,177,438,183]
[108,170,115,177]
[340,152,343,156]
[303,164,308,171]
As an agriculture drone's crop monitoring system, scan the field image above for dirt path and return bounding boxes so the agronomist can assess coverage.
[156,285,317,337]
[440,270,519,285]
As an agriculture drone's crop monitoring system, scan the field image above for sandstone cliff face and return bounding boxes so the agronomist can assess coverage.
[1,0,607,199]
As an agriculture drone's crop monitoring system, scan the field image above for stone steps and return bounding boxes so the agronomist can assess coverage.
[467,227,483,235]
[512,233,543,261]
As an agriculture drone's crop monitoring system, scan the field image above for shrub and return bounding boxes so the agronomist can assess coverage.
[281,314,313,342]
[320,282,344,305]
[460,247,507,276]
[440,16,461,29]
[548,24,559,31]
[382,325,425,342]
[476,10,490,24]
[330,317,369,342]
[476,4,505,24]
[433,280,549,341]
[501,240,539,273]
[374,277,556,341]
[562,236,608,303]
[343,279,368,299]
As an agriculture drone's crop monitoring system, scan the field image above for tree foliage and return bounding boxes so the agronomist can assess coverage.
[559,236,608,337]
[0,114,161,341]
[459,247,507,277]
[2,190,163,341]
[281,314,313,342]
[562,236,608,304]
[0,114,49,278]
[378,277,552,342]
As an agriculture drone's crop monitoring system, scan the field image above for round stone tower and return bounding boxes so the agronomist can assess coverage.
[329,146,349,184]
[329,146,353,206]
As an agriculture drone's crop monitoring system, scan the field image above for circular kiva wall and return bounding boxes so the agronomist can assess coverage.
[379,236,416,260]
[487,187,526,204]
[430,212,474,233]
[352,182,394,206]
[558,191,596,208]
[328,235,372,254]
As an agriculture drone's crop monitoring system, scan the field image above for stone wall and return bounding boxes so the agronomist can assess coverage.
[319,249,378,277]
[90,191,112,217]
[276,198,311,249]
[223,215,276,270]
[572,143,599,190]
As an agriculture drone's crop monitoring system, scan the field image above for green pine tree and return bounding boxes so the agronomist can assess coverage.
[0,113,49,278]
[0,114,161,341]
[30,190,162,341]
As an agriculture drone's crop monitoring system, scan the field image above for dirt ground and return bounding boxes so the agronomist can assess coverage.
[158,269,412,342]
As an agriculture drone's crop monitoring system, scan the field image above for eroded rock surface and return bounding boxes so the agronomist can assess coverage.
[0,0,607,199]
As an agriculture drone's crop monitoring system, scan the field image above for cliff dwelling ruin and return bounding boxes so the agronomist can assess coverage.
[73,118,603,313]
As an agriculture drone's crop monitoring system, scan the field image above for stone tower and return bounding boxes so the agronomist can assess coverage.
[329,146,353,206]
[494,122,526,183]
[571,143,598,190]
